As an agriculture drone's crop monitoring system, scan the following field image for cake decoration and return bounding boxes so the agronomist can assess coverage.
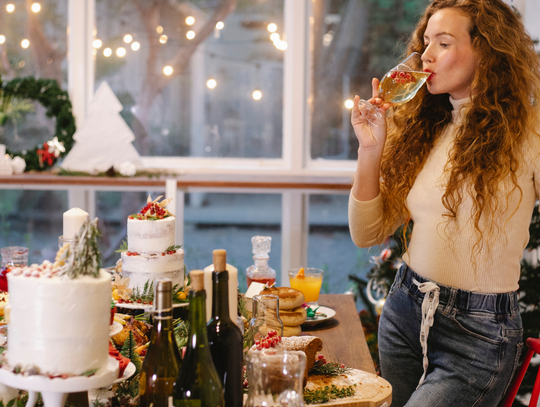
[129,195,173,221]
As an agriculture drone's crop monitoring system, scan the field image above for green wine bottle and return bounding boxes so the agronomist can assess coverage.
[174,270,225,407]
[207,249,243,407]
[139,279,182,407]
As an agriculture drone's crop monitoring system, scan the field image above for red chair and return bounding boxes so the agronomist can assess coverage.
[501,337,540,407]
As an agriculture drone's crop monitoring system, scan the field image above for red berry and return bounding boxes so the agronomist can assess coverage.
[340,364,345,368]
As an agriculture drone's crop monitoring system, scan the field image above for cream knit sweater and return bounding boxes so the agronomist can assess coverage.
[349,96,540,293]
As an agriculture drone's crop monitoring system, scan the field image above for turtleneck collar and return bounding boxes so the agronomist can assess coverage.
[449,95,472,125]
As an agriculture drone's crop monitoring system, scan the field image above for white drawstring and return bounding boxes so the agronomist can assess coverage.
[413,278,440,388]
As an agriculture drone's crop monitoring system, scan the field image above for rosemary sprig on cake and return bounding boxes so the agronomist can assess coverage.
[57,218,102,278]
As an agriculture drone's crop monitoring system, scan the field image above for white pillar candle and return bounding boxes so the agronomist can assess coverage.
[63,208,89,240]
[0,145,5,158]
[203,263,239,323]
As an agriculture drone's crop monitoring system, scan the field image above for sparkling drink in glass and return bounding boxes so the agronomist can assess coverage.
[358,52,429,125]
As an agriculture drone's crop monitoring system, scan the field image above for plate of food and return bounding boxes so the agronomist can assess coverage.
[302,306,336,326]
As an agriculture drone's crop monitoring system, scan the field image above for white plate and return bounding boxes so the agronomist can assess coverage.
[109,321,123,337]
[114,301,188,310]
[113,362,136,384]
[302,306,336,326]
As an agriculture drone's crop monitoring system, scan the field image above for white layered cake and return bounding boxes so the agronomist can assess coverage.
[6,268,111,376]
[120,196,184,291]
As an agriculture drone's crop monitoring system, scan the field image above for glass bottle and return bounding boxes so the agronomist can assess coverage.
[207,249,244,407]
[246,236,276,287]
[174,270,224,407]
[139,279,182,407]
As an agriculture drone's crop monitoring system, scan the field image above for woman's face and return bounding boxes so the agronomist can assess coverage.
[422,7,478,100]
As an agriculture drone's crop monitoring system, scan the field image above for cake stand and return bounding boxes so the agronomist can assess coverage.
[0,357,119,407]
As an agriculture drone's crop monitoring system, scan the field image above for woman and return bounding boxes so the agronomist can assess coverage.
[349,0,540,406]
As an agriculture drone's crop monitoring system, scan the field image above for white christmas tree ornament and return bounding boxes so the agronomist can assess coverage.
[61,81,143,174]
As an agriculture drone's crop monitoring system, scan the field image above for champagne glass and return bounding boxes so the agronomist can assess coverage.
[357,52,429,125]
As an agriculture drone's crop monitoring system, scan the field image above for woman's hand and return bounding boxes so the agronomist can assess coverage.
[351,78,392,151]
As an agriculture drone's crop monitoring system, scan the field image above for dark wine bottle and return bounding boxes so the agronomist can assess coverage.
[139,279,182,407]
[174,270,224,407]
[207,249,244,407]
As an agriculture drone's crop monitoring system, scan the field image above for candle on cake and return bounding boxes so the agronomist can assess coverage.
[63,208,89,240]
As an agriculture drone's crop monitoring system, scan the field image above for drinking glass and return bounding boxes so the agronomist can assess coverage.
[245,350,306,407]
[288,268,323,307]
[357,52,429,125]
[249,294,284,343]
[0,246,29,269]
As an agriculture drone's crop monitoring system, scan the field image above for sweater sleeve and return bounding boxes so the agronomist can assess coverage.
[348,191,404,248]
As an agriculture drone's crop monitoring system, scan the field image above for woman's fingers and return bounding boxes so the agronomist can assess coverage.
[371,78,380,99]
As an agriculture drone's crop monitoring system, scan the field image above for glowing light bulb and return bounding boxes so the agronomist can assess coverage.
[21,39,30,49]
[156,26,163,34]
[270,33,280,42]
[186,31,195,40]
[31,3,41,13]
[163,66,173,76]
[123,34,133,43]
[131,42,140,51]
[344,99,354,109]
[276,41,287,50]
[0,36,5,44]
[252,90,262,101]
[103,48,112,57]
[206,78,217,89]
[93,39,102,48]
[186,16,195,26]
[159,35,168,44]
[6,4,15,13]
[267,23,277,33]
[116,47,126,57]
[215,21,224,30]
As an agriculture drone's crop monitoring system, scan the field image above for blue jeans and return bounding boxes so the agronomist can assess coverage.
[379,264,523,407]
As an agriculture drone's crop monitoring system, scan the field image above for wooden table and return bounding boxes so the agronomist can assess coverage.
[302,294,376,374]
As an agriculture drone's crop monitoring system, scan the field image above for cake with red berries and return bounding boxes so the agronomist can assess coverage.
[120,195,185,293]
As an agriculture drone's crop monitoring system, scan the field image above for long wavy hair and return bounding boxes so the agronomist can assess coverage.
[380,0,540,253]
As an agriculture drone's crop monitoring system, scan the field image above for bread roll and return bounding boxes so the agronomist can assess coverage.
[259,286,305,309]
[268,306,306,327]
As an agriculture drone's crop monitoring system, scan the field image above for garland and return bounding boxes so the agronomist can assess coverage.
[0,76,76,171]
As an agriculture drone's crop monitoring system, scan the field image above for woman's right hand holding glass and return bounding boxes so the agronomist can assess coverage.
[351,78,392,151]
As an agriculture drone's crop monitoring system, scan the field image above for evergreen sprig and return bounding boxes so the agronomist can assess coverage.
[58,218,102,278]
[115,240,128,253]
[309,360,351,376]
[165,245,182,252]
[304,384,357,404]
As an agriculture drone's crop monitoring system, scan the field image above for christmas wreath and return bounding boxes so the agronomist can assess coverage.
[0,76,76,171]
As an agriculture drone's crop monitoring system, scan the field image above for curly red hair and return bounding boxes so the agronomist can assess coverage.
[380,0,540,253]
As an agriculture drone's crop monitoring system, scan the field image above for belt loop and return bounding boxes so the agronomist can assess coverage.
[443,288,457,314]
[509,292,517,317]
[398,264,408,288]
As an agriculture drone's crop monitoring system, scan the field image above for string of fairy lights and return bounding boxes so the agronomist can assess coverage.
[0,3,289,102]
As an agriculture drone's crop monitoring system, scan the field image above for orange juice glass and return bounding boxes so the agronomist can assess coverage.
[288,268,324,305]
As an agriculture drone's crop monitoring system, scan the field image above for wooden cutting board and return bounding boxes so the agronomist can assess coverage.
[306,368,392,407]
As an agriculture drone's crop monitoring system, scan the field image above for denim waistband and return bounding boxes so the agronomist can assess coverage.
[397,264,518,316]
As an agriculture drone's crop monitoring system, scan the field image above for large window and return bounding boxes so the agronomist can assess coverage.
[0,0,68,158]
[95,0,284,158]
[309,0,431,161]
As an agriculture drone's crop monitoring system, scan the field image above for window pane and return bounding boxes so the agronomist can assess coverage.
[95,0,284,159]
[307,194,373,309]
[185,192,282,292]
[0,1,68,155]
[309,0,430,160]
[0,190,67,265]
